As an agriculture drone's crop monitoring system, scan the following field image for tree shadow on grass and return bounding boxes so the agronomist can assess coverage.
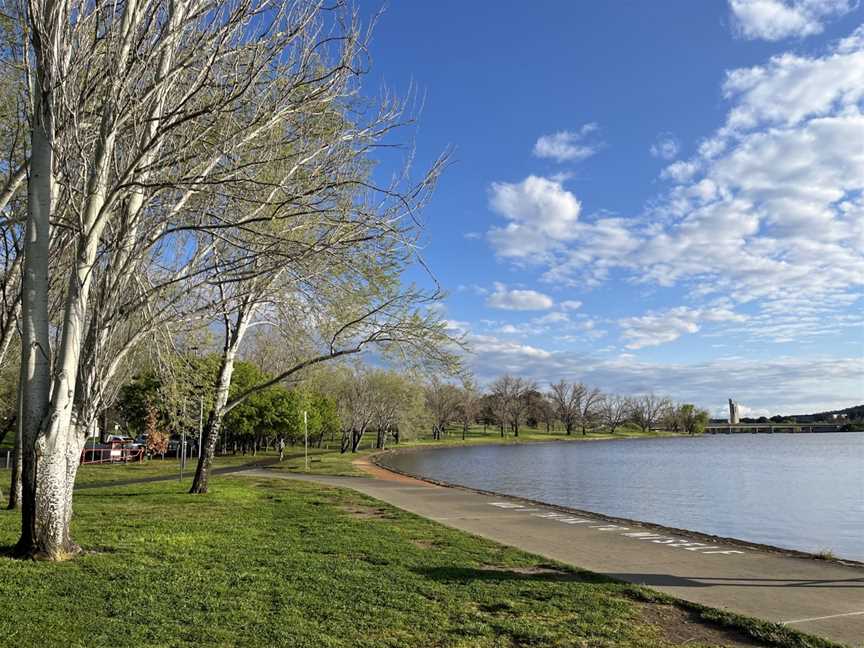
[414,565,618,586]
[74,490,187,498]
[0,544,17,558]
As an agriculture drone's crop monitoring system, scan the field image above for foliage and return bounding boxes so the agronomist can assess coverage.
[681,404,710,435]
[117,373,162,437]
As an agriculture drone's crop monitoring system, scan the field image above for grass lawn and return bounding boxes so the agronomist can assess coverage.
[0,475,836,648]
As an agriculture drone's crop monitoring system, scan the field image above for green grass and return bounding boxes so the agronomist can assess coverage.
[0,475,834,648]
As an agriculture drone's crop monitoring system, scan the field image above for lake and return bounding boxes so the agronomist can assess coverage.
[383,433,864,561]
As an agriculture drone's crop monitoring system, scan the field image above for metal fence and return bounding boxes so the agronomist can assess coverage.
[80,446,145,464]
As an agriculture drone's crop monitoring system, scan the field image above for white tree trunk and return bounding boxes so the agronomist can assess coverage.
[188,345,238,494]
[17,78,55,555]
[189,309,251,494]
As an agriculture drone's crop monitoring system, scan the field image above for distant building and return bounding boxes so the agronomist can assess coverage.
[728,398,740,424]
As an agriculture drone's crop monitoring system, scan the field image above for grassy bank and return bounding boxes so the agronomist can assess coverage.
[0,475,833,648]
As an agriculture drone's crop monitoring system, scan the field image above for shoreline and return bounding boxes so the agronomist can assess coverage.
[371,445,864,570]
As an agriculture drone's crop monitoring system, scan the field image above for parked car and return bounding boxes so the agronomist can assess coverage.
[105,434,133,444]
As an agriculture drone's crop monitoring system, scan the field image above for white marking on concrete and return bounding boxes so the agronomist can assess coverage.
[702,550,746,555]
[486,501,745,557]
[783,610,864,625]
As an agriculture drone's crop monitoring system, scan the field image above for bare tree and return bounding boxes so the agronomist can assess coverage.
[599,394,630,435]
[489,374,535,437]
[425,377,459,441]
[630,394,672,434]
[456,375,481,441]
[336,368,376,454]
[548,380,584,435]
[367,371,416,449]
[578,386,603,435]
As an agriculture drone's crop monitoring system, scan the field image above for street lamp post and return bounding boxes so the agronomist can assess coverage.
[304,410,309,471]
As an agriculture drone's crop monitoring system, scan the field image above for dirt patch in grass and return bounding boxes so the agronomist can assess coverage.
[338,504,391,519]
[639,603,771,647]
[410,539,439,549]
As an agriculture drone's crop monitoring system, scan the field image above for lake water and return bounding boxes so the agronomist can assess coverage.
[383,433,864,561]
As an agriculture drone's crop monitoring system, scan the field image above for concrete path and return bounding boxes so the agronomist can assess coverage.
[242,466,864,648]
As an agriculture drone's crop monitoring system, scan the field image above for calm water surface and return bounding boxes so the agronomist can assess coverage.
[385,434,864,561]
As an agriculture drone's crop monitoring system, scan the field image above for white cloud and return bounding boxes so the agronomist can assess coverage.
[661,160,700,183]
[534,311,570,325]
[486,27,864,349]
[468,333,552,360]
[560,300,583,311]
[728,0,858,41]
[533,123,600,162]
[487,175,582,260]
[650,134,680,160]
[722,48,864,130]
[619,309,701,349]
[618,306,747,349]
[486,282,554,311]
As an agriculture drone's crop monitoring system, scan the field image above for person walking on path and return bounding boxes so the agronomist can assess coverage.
[277,438,285,462]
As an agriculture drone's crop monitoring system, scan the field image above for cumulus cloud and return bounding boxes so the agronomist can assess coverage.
[487,175,582,260]
[619,306,747,349]
[533,123,600,162]
[486,282,554,311]
[485,27,864,349]
[650,133,680,160]
[468,333,552,361]
[728,0,858,41]
[722,47,864,131]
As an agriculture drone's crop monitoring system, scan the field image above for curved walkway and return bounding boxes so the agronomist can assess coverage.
[242,463,864,648]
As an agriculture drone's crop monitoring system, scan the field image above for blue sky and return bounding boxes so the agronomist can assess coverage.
[361,1,864,416]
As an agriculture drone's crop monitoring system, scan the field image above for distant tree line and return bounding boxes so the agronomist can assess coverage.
[111,361,713,457]
[736,403,864,428]
[423,374,711,440]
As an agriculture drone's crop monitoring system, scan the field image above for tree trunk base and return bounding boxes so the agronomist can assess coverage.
[12,538,82,561]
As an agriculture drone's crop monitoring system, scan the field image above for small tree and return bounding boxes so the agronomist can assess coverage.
[144,407,169,458]
[678,404,710,435]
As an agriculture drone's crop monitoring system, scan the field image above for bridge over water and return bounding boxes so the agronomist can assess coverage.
[704,422,846,434]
